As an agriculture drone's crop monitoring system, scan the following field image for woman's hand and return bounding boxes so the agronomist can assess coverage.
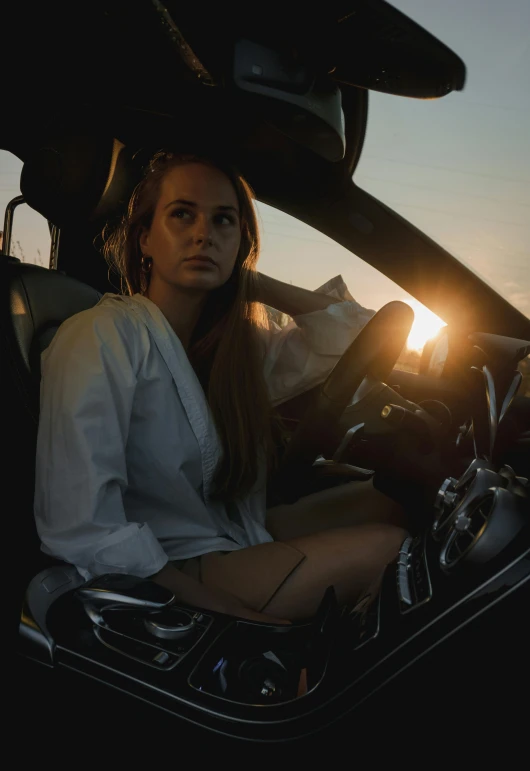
[256,272,340,317]
[151,562,290,625]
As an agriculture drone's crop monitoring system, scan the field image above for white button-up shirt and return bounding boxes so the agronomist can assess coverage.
[34,277,374,580]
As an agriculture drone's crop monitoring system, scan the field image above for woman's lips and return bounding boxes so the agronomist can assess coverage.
[184,255,216,266]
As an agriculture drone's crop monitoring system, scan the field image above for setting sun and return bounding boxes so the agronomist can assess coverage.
[405,300,446,352]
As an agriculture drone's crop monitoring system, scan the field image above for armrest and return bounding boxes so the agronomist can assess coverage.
[19,568,174,667]
[19,564,84,667]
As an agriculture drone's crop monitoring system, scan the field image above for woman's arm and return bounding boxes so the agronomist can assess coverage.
[257,273,341,316]
[34,308,170,578]
[257,274,376,405]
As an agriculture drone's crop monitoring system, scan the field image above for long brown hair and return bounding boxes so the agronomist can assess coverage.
[103,150,277,499]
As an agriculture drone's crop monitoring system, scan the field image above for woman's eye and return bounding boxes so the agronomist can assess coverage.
[171,208,192,220]
[215,213,237,226]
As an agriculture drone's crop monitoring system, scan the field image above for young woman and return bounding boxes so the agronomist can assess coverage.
[34,151,406,623]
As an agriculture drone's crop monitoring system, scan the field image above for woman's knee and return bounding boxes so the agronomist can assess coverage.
[294,522,406,599]
[358,522,408,559]
[264,523,407,619]
[287,522,407,564]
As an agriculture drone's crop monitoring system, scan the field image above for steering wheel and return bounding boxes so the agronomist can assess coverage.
[272,301,414,503]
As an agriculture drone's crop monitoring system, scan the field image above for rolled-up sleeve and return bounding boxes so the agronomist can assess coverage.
[34,307,169,579]
[262,276,375,405]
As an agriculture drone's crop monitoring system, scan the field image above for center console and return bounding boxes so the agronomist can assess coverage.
[19,459,529,742]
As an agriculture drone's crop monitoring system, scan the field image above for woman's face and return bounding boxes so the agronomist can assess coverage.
[140,163,242,293]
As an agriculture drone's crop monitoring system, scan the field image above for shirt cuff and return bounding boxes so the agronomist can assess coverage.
[314,274,355,302]
[293,300,376,355]
[88,522,169,579]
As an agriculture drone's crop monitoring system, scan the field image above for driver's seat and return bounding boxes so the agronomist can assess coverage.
[3,134,135,606]
[3,258,101,422]
[2,256,101,602]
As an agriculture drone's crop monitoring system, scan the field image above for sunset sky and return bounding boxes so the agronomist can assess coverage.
[257,0,530,323]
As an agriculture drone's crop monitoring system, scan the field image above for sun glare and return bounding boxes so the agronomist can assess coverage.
[405,300,446,352]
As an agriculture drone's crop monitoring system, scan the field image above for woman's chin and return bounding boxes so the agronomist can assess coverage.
[177,274,225,292]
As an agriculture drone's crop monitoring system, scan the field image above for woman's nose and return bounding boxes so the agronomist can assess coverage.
[196,233,213,246]
[193,215,214,246]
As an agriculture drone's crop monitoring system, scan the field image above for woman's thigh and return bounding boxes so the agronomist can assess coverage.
[264,523,406,619]
[266,479,406,542]
[185,523,406,621]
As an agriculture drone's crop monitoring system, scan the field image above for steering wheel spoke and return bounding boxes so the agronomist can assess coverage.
[271,302,414,503]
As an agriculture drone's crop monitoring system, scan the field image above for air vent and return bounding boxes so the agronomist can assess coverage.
[440,492,494,570]
[432,477,459,541]
[433,467,506,543]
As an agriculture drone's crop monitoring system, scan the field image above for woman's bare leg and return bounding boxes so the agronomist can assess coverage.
[266,479,406,542]
[263,523,406,620]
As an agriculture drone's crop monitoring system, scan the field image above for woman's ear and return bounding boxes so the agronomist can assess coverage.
[139,228,149,253]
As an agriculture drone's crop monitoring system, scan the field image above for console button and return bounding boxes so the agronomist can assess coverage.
[397,564,412,605]
[152,651,171,666]
[41,571,73,594]
[144,609,196,640]
[397,537,432,611]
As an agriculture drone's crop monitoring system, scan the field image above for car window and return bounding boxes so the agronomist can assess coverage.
[0,151,51,267]
[256,201,446,373]
[354,0,529,320]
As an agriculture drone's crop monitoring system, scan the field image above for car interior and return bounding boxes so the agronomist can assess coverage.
[3,0,528,748]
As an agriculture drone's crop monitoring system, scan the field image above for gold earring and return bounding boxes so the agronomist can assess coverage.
[141,255,153,273]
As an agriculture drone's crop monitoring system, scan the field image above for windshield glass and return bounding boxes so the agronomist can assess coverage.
[354,0,530,319]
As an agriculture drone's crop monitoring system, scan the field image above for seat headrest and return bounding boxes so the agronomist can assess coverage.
[20,136,139,227]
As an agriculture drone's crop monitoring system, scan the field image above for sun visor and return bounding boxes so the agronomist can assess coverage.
[232,40,346,162]
[20,136,138,228]
[328,1,466,98]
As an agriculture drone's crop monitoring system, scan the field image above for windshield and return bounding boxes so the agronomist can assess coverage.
[354,0,530,319]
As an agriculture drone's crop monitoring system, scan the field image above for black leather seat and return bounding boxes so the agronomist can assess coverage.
[3,135,140,615]
[3,258,101,419]
[2,133,140,645]
[2,256,101,606]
